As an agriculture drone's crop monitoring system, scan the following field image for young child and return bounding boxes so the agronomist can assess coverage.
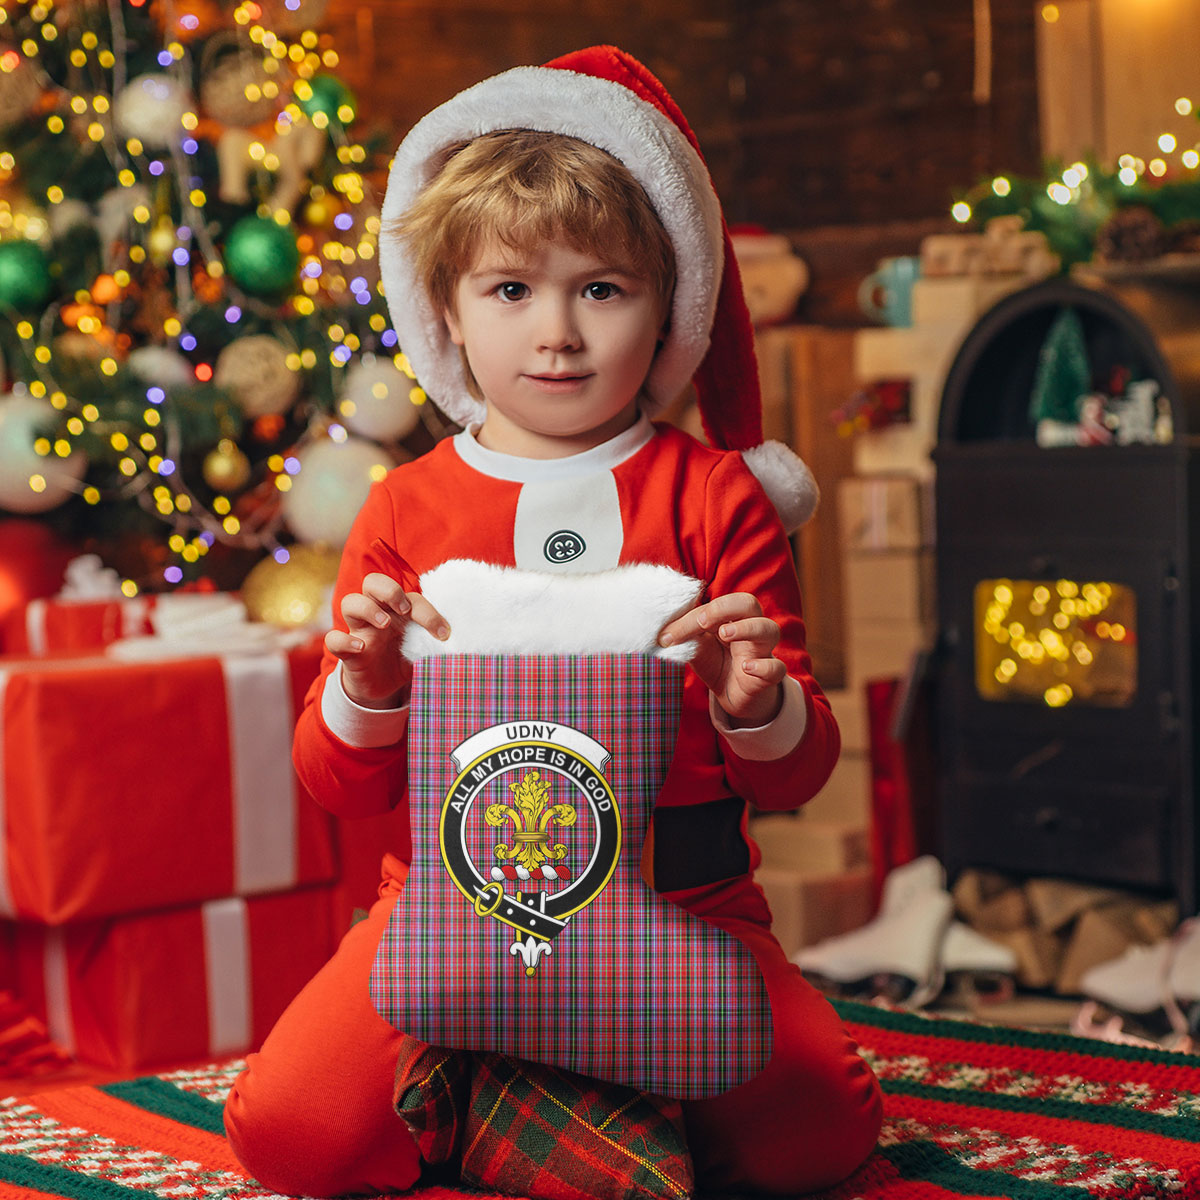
[224,46,882,1197]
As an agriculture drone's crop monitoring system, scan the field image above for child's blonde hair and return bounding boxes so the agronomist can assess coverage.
[391,128,676,328]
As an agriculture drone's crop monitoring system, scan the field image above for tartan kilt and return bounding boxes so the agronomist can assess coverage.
[369,653,772,1099]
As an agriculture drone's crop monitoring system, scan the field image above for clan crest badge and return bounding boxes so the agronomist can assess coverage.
[439,720,621,976]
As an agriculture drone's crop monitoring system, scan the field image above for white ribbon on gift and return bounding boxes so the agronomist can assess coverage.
[202,896,253,1055]
[40,896,253,1059]
[42,927,74,1054]
[221,653,299,896]
[23,601,49,656]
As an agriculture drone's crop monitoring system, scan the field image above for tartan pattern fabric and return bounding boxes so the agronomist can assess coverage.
[461,1052,693,1200]
[370,653,772,1099]
[393,1034,694,1200]
[395,1038,472,1166]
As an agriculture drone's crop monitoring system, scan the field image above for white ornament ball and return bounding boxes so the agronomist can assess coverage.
[281,435,392,546]
[97,184,151,262]
[113,74,192,148]
[127,345,195,388]
[0,390,86,514]
[215,334,301,418]
[200,51,277,127]
[338,354,422,442]
[48,199,95,240]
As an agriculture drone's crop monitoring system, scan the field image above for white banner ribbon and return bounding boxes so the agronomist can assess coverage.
[202,896,253,1056]
[451,720,611,776]
[222,653,298,895]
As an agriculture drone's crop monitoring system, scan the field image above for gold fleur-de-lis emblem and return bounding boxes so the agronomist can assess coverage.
[485,769,577,874]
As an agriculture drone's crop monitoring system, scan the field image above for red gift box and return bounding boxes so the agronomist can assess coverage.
[0,642,337,923]
[12,886,339,1071]
[4,597,156,655]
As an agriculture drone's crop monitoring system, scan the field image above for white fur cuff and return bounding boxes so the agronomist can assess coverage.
[402,560,702,662]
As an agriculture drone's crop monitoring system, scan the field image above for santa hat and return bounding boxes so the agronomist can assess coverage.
[379,45,818,530]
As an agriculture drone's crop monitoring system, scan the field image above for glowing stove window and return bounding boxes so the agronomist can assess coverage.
[974,579,1136,707]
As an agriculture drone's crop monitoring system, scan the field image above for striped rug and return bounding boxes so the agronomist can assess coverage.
[2,999,1200,1199]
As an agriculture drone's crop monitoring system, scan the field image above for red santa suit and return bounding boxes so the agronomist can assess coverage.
[224,43,882,1199]
[225,418,882,1195]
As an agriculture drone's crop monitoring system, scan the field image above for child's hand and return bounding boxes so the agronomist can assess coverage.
[324,573,449,709]
[658,592,786,727]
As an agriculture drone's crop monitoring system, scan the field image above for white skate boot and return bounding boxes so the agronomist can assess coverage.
[1077,918,1200,1048]
[941,920,1018,1004]
[793,856,954,1007]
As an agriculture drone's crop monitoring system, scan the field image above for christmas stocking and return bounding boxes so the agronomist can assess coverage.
[369,561,773,1100]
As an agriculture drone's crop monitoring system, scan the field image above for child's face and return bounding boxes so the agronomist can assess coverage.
[443,238,663,457]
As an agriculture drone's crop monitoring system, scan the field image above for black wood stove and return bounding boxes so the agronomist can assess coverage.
[934,276,1200,913]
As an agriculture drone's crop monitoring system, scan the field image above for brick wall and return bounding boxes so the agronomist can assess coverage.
[328,0,1041,235]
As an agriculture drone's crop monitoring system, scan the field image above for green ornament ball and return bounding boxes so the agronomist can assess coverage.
[224,216,301,296]
[0,241,53,311]
[296,74,356,127]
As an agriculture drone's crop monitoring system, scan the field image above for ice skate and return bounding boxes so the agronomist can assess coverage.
[1077,918,1200,1048]
[940,920,1017,1005]
[793,856,954,1008]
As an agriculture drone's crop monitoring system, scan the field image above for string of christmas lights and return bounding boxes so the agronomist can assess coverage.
[950,86,1200,268]
[0,0,440,593]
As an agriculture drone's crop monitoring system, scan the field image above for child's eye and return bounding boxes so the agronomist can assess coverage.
[585,282,619,301]
[497,282,528,301]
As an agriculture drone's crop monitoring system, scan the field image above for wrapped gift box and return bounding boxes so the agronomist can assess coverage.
[11,886,338,1071]
[755,865,875,959]
[4,596,156,655]
[0,641,337,923]
[843,548,936,627]
[837,475,932,553]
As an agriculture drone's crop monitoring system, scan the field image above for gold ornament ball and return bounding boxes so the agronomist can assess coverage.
[215,334,301,418]
[303,197,332,228]
[202,438,252,491]
[242,544,341,628]
[148,219,178,267]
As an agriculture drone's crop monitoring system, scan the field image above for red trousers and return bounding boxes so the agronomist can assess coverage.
[224,854,882,1196]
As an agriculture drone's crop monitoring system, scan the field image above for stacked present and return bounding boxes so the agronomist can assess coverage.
[837,474,935,696]
[0,583,406,1073]
[748,812,874,961]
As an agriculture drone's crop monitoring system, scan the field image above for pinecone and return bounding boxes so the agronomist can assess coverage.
[1095,206,1167,263]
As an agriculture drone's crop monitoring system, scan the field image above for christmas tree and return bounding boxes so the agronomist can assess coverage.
[0,0,440,595]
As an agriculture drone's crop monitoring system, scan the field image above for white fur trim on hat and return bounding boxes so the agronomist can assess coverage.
[379,65,724,430]
[742,441,819,533]
[401,560,702,662]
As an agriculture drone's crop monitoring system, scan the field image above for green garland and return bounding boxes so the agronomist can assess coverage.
[953,158,1200,267]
